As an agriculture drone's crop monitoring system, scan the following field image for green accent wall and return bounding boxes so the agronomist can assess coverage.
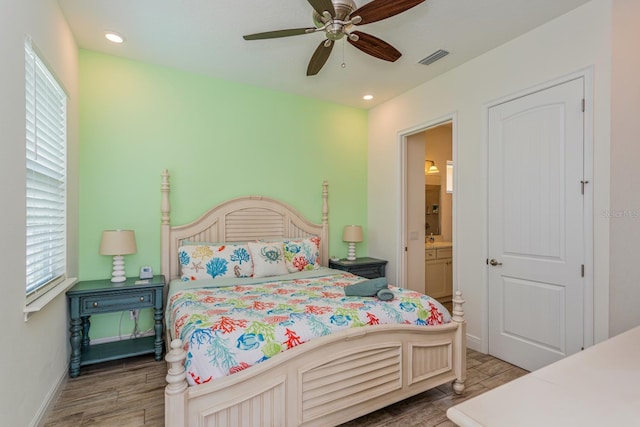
[78,50,368,340]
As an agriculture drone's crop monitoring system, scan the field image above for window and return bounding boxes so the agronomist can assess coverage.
[25,37,68,302]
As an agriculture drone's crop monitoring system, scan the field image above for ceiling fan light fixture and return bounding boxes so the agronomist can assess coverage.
[104,31,125,44]
[243,0,426,75]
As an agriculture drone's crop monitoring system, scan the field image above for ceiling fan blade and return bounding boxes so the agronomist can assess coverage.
[348,31,401,62]
[307,0,336,17]
[351,0,425,25]
[307,40,334,76]
[243,28,315,40]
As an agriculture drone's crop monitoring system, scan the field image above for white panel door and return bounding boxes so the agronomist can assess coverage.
[488,78,585,371]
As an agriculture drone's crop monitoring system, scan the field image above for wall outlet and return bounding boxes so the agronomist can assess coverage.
[129,309,139,320]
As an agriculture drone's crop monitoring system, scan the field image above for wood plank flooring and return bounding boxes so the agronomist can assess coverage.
[43,349,527,426]
[43,356,165,426]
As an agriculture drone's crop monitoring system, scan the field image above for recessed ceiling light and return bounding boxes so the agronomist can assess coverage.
[363,95,373,101]
[104,31,125,44]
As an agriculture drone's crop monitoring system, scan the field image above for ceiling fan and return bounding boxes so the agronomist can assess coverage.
[243,0,425,76]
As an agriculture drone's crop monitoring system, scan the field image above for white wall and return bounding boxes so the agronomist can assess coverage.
[368,0,612,350]
[609,0,640,336]
[405,133,427,292]
[0,1,78,425]
[425,125,453,241]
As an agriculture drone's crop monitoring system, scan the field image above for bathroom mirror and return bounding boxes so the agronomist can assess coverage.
[425,184,441,235]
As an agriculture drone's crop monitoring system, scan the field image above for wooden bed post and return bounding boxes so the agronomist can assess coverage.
[451,290,467,394]
[321,180,329,267]
[452,290,464,324]
[161,169,171,283]
[165,339,188,426]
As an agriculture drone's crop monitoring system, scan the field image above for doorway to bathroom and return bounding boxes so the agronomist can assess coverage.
[399,116,455,310]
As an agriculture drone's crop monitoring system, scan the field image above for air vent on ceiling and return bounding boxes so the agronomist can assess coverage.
[418,49,449,66]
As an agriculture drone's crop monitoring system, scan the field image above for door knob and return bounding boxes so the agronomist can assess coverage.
[489,259,502,266]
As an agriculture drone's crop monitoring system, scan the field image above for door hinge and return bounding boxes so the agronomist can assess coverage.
[580,180,589,195]
[582,98,585,112]
[581,264,585,277]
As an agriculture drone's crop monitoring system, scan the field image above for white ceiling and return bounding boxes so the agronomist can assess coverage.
[57,0,590,109]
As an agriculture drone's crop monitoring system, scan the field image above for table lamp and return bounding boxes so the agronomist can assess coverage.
[99,230,137,283]
[342,225,363,261]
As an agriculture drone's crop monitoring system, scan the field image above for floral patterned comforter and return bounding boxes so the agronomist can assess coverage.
[166,268,451,386]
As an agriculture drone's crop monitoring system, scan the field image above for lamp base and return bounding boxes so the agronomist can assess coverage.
[346,243,357,261]
[111,255,127,283]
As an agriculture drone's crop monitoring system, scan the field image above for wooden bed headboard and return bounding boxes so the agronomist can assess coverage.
[160,169,329,283]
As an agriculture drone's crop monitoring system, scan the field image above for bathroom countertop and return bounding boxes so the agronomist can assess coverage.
[425,241,453,249]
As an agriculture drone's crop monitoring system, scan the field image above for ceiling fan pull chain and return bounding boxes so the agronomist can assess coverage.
[341,39,346,69]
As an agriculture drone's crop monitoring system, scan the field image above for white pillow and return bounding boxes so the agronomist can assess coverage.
[248,241,289,278]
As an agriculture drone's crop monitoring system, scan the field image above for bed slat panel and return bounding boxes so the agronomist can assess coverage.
[299,346,402,423]
[193,379,286,427]
[409,340,453,385]
[287,222,317,239]
[225,208,285,241]
[185,228,221,243]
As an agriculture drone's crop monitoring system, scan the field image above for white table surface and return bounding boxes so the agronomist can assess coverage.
[447,325,640,426]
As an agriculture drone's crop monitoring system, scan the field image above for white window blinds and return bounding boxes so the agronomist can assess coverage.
[25,38,68,299]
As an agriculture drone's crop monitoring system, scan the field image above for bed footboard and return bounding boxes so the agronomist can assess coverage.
[165,292,466,427]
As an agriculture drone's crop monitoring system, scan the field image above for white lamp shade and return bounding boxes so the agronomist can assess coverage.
[99,230,137,255]
[342,225,363,243]
[342,225,363,261]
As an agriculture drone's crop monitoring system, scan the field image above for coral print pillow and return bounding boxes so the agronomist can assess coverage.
[248,241,289,278]
[283,236,321,272]
[179,244,253,281]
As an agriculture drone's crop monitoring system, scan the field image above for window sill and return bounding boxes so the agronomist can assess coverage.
[24,277,78,322]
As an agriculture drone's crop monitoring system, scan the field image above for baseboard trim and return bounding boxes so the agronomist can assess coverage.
[466,333,482,352]
[32,368,67,427]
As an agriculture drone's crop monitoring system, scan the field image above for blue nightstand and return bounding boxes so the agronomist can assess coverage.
[66,275,165,377]
[329,257,387,279]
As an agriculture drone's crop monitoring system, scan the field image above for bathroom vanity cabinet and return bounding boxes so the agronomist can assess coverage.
[425,246,453,302]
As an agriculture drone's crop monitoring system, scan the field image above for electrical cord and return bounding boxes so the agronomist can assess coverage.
[130,309,140,339]
[118,311,125,340]
[116,309,154,340]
